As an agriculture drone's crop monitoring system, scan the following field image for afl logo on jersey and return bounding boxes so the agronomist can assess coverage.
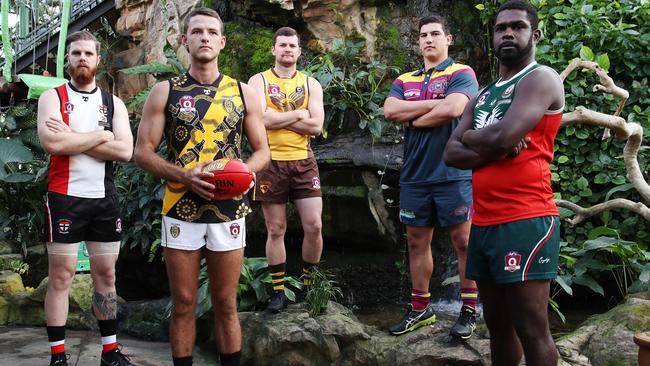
[179,95,196,113]
[268,84,282,97]
[502,84,515,98]
[476,92,490,107]
[64,102,74,114]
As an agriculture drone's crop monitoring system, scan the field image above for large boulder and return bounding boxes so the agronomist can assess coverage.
[557,294,650,365]
[239,301,490,365]
[0,270,25,296]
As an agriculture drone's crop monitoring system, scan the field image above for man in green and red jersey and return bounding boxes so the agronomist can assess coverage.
[383,14,479,338]
[444,1,564,364]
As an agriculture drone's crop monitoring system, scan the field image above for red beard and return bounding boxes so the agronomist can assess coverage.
[68,64,96,84]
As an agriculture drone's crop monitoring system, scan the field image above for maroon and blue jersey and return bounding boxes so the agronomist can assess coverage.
[388,58,478,186]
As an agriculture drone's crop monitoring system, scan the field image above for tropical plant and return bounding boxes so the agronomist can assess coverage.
[305,265,342,317]
[306,38,399,139]
[0,102,48,249]
[163,257,302,318]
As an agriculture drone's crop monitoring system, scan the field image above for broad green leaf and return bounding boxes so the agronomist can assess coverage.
[596,53,610,71]
[554,275,573,296]
[588,226,618,240]
[557,155,569,164]
[576,176,589,189]
[605,183,634,200]
[579,46,594,61]
[573,273,604,295]
[475,4,485,10]
[0,139,33,165]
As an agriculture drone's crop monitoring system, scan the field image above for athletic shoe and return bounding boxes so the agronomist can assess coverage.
[50,353,69,366]
[100,346,136,366]
[266,291,288,313]
[450,305,477,340]
[388,303,437,335]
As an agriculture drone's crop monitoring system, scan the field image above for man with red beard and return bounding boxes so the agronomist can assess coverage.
[37,31,135,366]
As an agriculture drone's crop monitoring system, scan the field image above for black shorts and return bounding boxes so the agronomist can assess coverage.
[45,192,122,243]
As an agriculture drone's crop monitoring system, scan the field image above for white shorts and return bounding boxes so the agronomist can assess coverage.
[161,216,246,252]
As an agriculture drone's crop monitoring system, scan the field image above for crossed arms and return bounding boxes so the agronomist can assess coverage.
[37,88,133,162]
[247,73,325,136]
[443,67,565,170]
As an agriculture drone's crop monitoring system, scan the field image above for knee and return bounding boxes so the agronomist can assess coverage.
[212,296,237,319]
[302,217,322,236]
[48,269,75,291]
[91,265,116,287]
[450,232,469,252]
[265,220,287,239]
[172,292,197,318]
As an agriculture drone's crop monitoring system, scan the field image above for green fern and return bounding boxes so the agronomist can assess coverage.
[126,86,153,109]
[120,62,176,76]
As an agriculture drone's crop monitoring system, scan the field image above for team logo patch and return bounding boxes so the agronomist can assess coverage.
[429,80,447,93]
[229,223,241,239]
[179,95,196,113]
[268,84,282,97]
[58,219,71,234]
[64,102,74,114]
[170,224,181,239]
[453,205,469,216]
[504,251,522,272]
[259,180,271,194]
[82,96,89,102]
[203,89,211,95]
[476,92,490,107]
[404,89,420,99]
[312,177,321,189]
[115,218,122,233]
[502,84,515,98]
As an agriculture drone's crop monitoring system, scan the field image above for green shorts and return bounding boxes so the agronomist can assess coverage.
[466,216,560,284]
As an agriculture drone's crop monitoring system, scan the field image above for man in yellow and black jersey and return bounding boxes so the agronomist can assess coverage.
[248,27,325,313]
[134,8,269,366]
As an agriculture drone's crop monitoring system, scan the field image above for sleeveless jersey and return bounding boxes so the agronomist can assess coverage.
[162,73,252,223]
[471,62,563,226]
[49,83,115,198]
[261,69,311,161]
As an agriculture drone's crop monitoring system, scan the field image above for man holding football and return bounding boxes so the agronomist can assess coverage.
[134,7,269,366]
[248,27,325,313]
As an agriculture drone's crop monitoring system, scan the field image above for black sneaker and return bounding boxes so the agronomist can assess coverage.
[100,346,136,366]
[266,291,288,313]
[450,305,477,340]
[388,303,437,335]
[50,353,69,366]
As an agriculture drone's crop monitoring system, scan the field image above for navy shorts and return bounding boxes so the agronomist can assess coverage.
[45,191,122,243]
[399,180,472,227]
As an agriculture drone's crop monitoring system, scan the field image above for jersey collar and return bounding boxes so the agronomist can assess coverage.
[412,57,454,76]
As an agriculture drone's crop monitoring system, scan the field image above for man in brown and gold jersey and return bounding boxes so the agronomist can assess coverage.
[248,27,325,313]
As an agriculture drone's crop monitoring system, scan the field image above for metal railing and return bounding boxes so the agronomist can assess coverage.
[0,0,114,73]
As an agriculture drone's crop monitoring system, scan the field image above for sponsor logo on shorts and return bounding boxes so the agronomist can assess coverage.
[453,205,469,216]
[538,256,550,264]
[229,223,241,238]
[399,210,416,219]
[115,218,122,233]
[179,95,196,113]
[259,180,271,194]
[58,219,71,234]
[170,224,181,239]
[312,177,321,189]
[504,251,521,272]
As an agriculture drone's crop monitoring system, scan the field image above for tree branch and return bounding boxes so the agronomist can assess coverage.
[556,198,650,226]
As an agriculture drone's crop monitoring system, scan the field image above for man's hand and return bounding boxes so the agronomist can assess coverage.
[182,160,217,201]
[507,136,531,158]
[45,117,71,133]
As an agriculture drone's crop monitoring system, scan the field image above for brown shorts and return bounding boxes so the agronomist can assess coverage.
[254,157,322,203]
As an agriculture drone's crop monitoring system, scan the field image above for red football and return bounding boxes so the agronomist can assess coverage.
[201,159,253,200]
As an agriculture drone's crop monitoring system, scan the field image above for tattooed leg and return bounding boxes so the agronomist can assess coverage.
[93,291,117,320]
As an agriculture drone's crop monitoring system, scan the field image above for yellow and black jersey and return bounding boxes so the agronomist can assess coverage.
[162,72,252,223]
[261,68,311,161]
